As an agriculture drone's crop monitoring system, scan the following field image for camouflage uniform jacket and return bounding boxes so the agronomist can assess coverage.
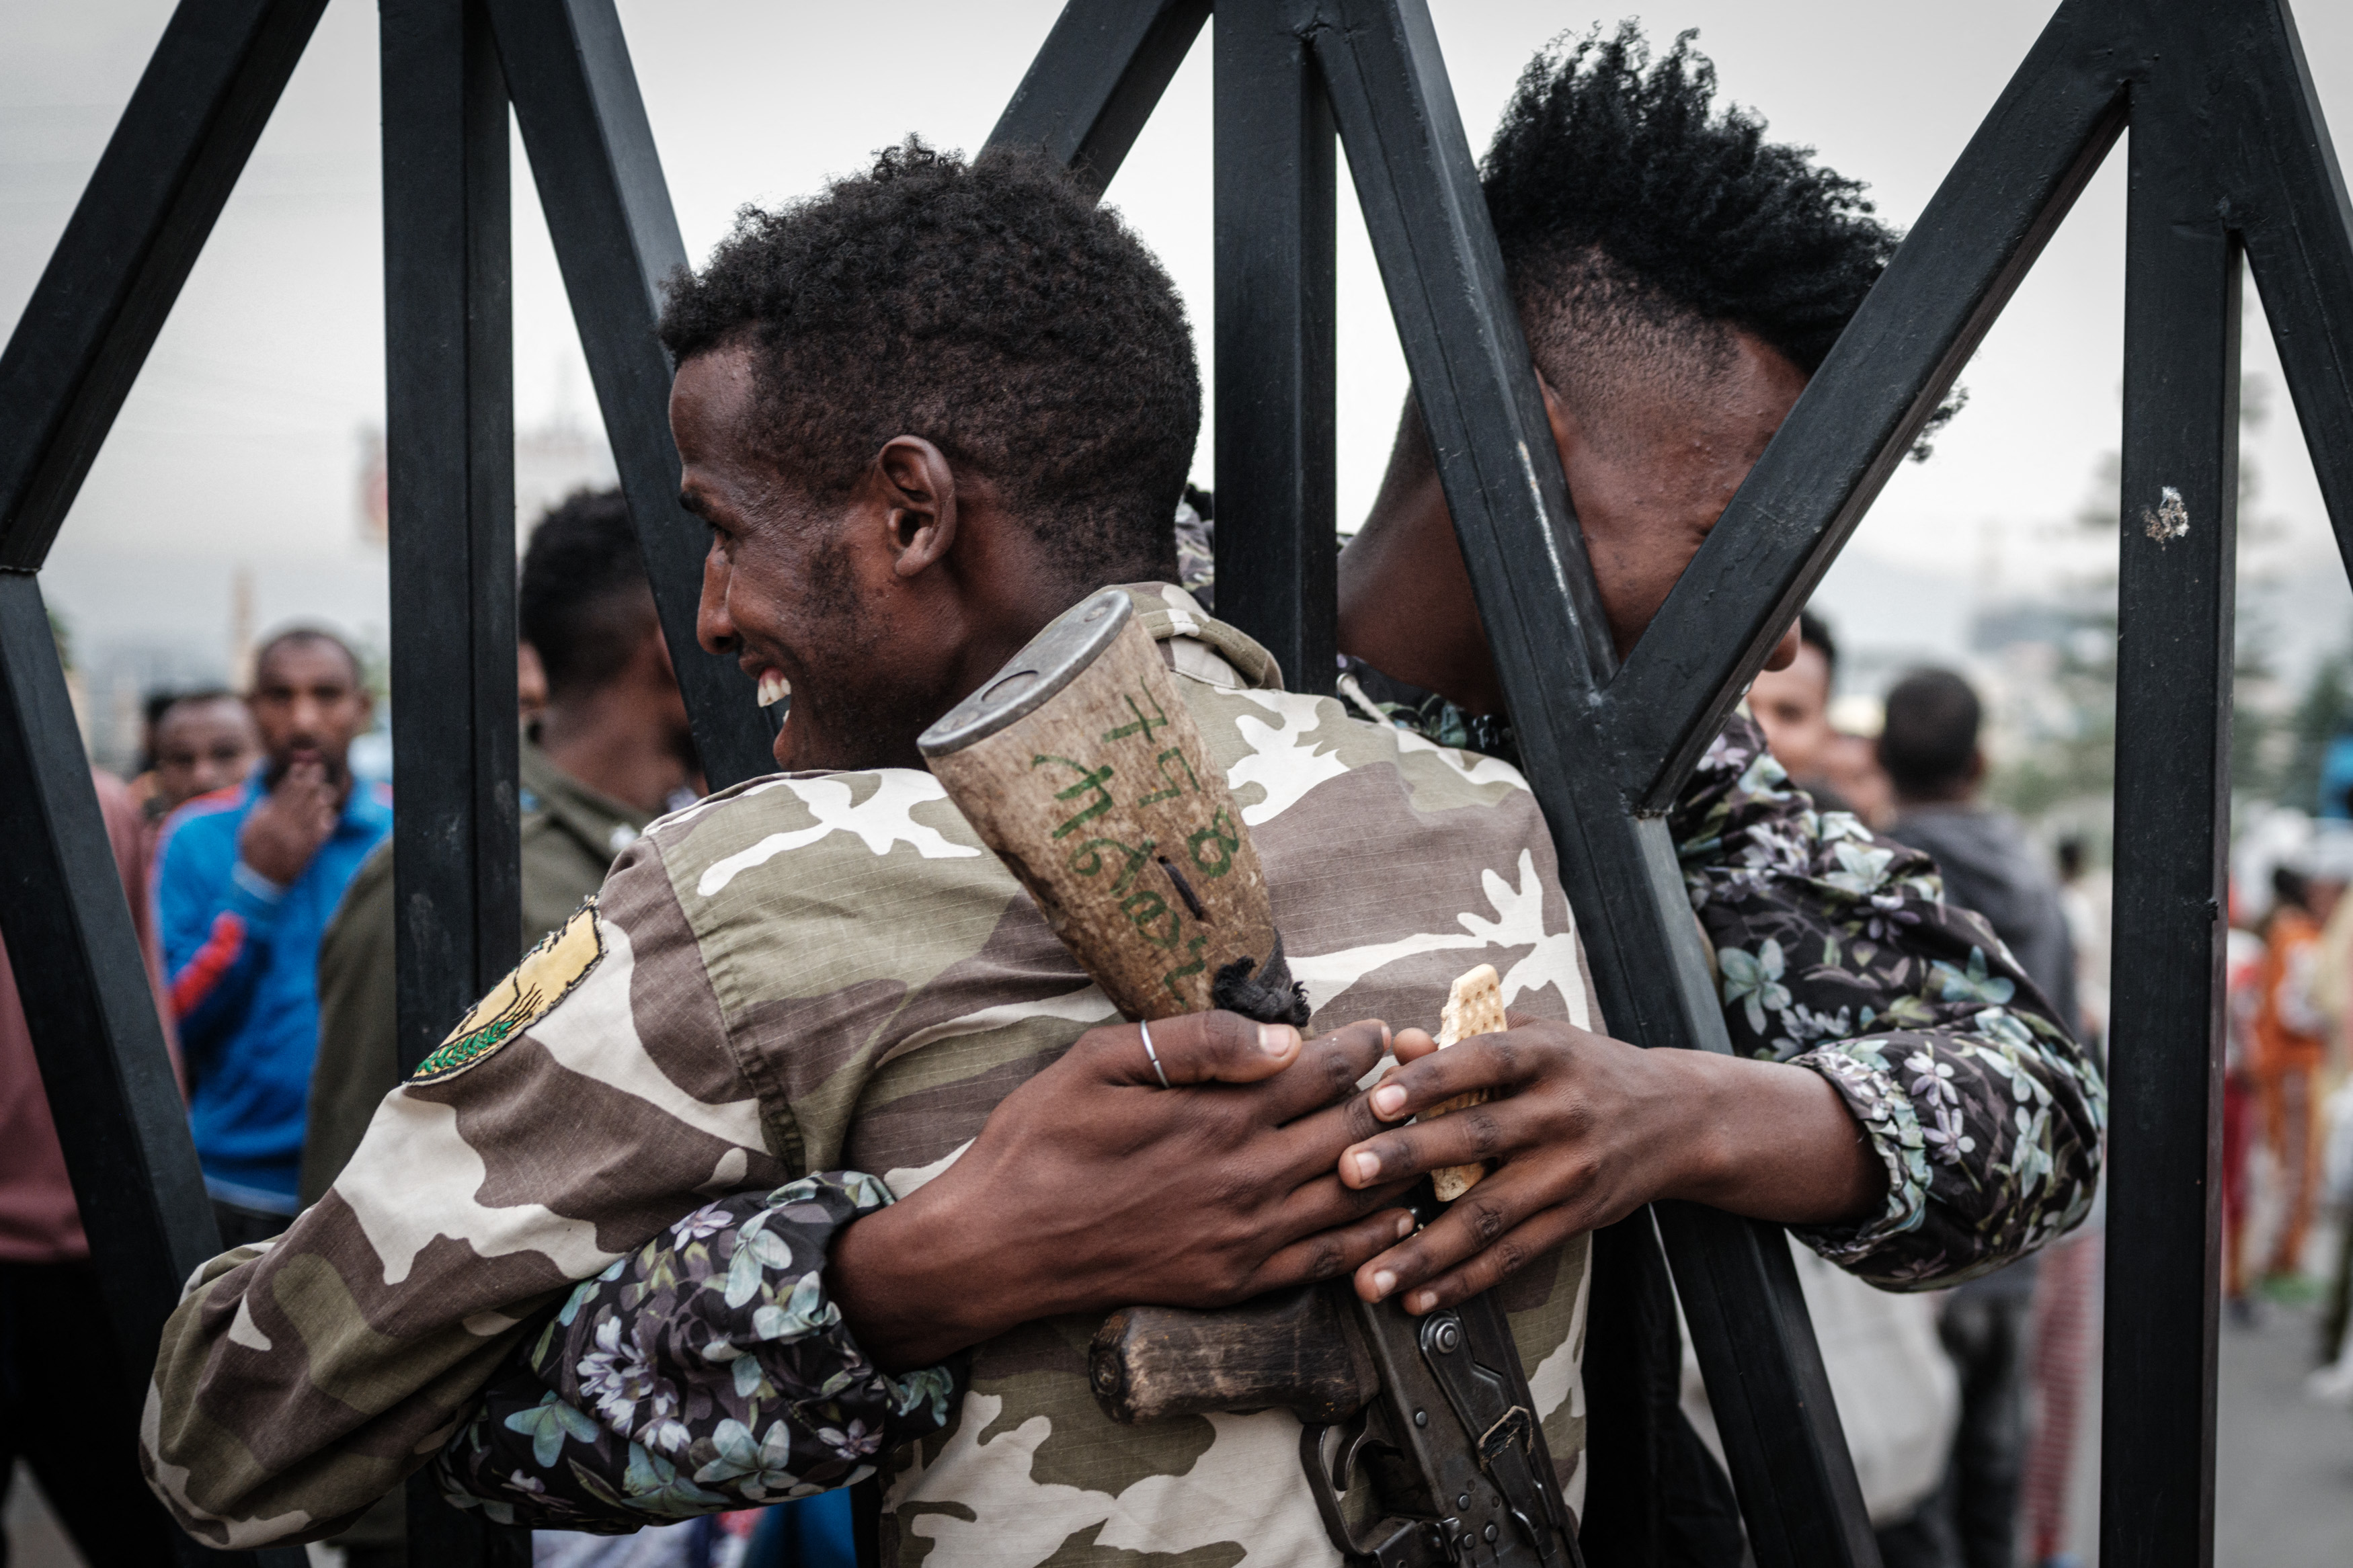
[430,660,2109,1546]
[141,585,1607,1559]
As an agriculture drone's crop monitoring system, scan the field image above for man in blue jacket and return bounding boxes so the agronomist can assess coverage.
[155,627,389,1245]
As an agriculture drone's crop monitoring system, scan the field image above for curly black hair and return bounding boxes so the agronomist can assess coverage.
[1484,24,1897,382]
[520,487,655,700]
[660,139,1199,586]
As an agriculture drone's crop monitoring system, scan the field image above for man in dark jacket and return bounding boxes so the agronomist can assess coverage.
[1880,667,2081,1568]
[1880,669,2079,1030]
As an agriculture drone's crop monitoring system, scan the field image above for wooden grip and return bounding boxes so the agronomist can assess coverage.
[922,591,1281,1021]
[1088,1284,1381,1425]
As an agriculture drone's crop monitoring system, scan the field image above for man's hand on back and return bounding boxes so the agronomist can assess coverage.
[1338,1014,1888,1315]
[237,760,340,887]
[830,1011,1414,1371]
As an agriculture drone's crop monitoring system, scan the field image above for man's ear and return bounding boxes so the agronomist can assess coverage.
[1536,372,1581,475]
[873,436,958,579]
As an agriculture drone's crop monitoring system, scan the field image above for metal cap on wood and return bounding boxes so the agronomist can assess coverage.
[918,588,1133,757]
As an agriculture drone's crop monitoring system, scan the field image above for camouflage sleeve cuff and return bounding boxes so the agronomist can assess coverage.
[434,1172,958,1532]
[1783,1042,1932,1270]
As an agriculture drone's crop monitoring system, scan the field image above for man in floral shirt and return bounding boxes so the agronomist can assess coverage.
[1338,655,2097,1286]
[421,26,2101,1557]
[428,683,2097,1534]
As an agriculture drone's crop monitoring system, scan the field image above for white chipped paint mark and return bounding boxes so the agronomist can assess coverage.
[1227,690,1351,826]
[335,1096,616,1288]
[227,1296,273,1353]
[696,772,979,897]
[2142,485,2190,545]
[882,1138,972,1198]
[528,918,768,1151]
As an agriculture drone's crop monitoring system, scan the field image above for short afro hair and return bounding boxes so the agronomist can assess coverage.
[1483,24,1898,383]
[520,487,657,700]
[659,138,1199,589]
[250,626,361,691]
[1878,668,1983,795]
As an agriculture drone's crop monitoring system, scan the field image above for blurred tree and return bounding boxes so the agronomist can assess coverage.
[1992,371,2304,823]
[2278,651,2353,816]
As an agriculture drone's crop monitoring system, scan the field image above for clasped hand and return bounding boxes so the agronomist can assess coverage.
[828,1007,1880,1372]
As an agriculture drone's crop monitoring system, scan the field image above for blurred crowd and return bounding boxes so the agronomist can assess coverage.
[9,524,2349,1566]
[0,491,821,1568]
[1750,608,2353,1568]
[1744,613,2111,1568]
[2225,845,2353,1356]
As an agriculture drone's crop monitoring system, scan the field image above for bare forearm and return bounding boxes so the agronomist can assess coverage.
[1659,1051,1884,1225]
[828,1188,1037,1372]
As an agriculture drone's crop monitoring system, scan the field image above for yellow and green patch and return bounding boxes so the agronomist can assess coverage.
[409,900,605,1084]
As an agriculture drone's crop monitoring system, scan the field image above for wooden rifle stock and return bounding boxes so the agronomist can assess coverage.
[1090,1288,1381,1426]
[920,587,1364,1419]
[918,587,1288,1020]
[920,589,1581,1567]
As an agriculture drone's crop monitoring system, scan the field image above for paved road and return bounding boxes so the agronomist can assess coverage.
[2215,1295,2353,1565]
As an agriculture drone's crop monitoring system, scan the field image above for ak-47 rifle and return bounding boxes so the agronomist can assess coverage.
[918,589,1585,1568]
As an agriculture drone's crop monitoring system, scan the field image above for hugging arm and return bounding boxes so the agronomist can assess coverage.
[438,1012,1419,1527]
[436,1175,960,1531]
[1334,713,2103,1311]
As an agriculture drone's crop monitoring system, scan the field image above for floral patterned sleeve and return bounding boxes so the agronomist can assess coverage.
[434,1172,958,1532]
[1333,663,2106,1288]
[1673,714,2106,1288]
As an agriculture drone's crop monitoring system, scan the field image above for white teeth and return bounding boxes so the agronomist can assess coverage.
[756,670,789,708]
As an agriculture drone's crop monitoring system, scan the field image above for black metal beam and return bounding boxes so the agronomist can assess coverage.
[1313,4,1876,1563]
[0,0,329,570]
[1604,0,2128,812]
[2098,35,2242,1568]
[1312,0,1615,712]
[379,1,530,1562]
[986,0,1211,197]
[2238,0,2353,581]
[485,0,779,791]
[1213,0,1338,695]
[0,577,249,1561]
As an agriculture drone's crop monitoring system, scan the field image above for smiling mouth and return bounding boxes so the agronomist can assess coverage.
[756,669,789,708]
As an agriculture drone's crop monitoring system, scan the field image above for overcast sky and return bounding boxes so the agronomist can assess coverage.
[5,0,2352,682]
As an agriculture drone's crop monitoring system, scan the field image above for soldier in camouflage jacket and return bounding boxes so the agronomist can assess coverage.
[141,114,2098,1565]
[425,690,2098,1536]
[421,30,2113,1547]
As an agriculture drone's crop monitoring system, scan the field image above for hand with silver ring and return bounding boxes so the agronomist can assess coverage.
[828,1009,1416,1370]
[1139,1018,1172,1088]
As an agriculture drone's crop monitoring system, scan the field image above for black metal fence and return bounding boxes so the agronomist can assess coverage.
[1,1,2347,1566]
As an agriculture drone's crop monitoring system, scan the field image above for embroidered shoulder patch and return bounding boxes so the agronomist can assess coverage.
[409,900,605,1085]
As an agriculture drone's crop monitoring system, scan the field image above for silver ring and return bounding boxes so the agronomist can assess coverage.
[1140,1019,1172,1088]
